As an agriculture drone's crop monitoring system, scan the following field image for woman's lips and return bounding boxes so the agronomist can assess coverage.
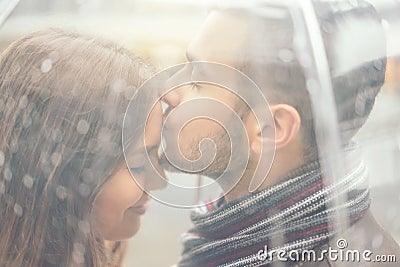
[129,202,149,215]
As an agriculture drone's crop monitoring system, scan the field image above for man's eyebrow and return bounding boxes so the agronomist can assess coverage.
[129,144,158,155]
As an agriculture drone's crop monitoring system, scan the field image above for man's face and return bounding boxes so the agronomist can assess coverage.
[161,11,249,178]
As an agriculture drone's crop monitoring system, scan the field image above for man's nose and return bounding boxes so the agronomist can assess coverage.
[144,167,167,191]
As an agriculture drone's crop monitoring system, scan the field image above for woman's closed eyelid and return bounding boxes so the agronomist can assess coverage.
[130,166,145,173]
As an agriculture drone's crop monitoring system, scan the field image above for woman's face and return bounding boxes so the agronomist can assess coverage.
[92,102,166,241]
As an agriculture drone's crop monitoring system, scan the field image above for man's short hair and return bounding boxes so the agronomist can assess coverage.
[215,0,386,161]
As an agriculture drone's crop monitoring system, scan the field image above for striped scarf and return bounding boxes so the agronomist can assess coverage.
[178,161,370,267]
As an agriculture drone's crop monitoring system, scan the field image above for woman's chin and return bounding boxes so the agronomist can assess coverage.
[101,217,142,241]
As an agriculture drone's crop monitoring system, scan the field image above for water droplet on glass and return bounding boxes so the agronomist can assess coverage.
[49,51,60,63]
[373,59,384,71]
[23,174,34,189]
[0,181,5,194]
[56,186,67,200]
[381,19,390,31]
[30,68,42,83]
[52,128,63,143]
[386,206,397,221]
[278,49,294,63]
[78,220,90,234]
[41,59,53,73]
[14,203,23,217]
[349,0,358,7]
[4,167,12,181]
[306,79,319,93]
[51,152,62,166]
[77,120,90,135]
[0,97,5,113]
[0,151,4,166]
[372,234,383,249]
[111,78,126,94]
[82,168,95,184]
[72,250,85,265]
[18,95,29,110]
[124,85,136,100]
[74,242,86,254]
[22,114,32,128]
[10,139,18,153]
[322,21,333,34]
[5,97,16,113]
[78,183,91,198]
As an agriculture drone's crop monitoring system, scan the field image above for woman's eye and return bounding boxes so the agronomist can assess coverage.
[130,166,145,173]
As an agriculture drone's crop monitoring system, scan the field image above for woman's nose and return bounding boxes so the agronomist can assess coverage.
[162,89,181,108]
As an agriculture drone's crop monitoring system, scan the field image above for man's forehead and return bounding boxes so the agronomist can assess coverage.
[187,10,247,65]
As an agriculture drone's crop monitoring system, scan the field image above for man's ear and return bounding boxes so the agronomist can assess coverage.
[248,104,301,154]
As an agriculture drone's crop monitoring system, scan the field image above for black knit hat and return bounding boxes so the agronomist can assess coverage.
[314,0,387,141]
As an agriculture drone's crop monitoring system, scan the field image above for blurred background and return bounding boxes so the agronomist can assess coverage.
[1,0,399,266]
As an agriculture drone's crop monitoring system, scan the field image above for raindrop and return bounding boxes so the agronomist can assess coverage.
[111,78,126,94]
[5,97,16,113]
[56,186,67,200]
[30,68,42,83]
[78,220,90,234]
[0,181,5,194]
[124,85,136,100]
[139,66,152,80]
[373,59,384,71]
[87,138,98,152]
[52,128,63,143]
[22,114,32,128]
[4,167,12,181]
[4,194,14,205]
[322,21,333,34]
[298,52,312,68]
[51,152,62,166]
[74,242,86,254]
[278,49,294,63]
[381,19,390,31]
[18,95,29,110]
[386,206,397,221]
[39,89,51,101]
[0,97,4,112]
[10,139,18,153]
[78,183,91,198]
[306,79,319,93]
[77,120,90,135]
[41,59,53,73]
[82,168,95,184]
[372,234,383,249]
[23,174,34,189]
[0,151,4,166]
[72,254,84,265]
[349,0,358,7]
[49,51,60,63]
[98,127,111,143]
[41,161,52,176]
[14,203,23,217]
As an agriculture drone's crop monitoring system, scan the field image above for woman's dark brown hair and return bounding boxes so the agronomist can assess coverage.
[0,28,154,266]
